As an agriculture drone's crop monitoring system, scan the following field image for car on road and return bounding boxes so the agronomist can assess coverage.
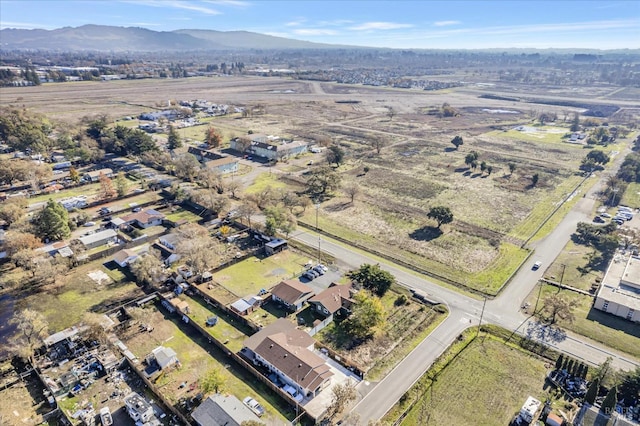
[243,396,265,417]
[532,261,542,270]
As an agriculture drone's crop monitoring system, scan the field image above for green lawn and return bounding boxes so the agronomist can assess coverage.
[621,182,640,209]
[164,207,203,223]
[487,125,578,145]
[214,250,312,296]
[544,240,603,292]
[179,294,251,353]
[244,172,288,195]
[395,334,548,426]
[524,284,640,358]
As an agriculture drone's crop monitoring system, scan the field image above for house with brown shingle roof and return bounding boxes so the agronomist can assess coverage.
[271,280,315,311]
[243,318,333,400]
[308,284,354,320]
[120,209,165,229]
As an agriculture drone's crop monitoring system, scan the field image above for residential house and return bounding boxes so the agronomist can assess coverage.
[231,135,308,161]
[112,248,139,267]
[124,392,156,423]
[121,209,165,229]
[308,284,354,320]
[158,233,180,251]
[243,318,333,399]
[149,346,179,370]
[187,146,239,174]
[191,394,262,426]
[83,168,113,182]
[230,295,263,316]
[78,229,118,250]
[271,280,315,311]
[594,254,640,323]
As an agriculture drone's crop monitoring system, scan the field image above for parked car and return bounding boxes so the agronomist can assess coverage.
[532,261,542,270]
[593,216,605,223]
[613,218,625,226]
[600,213,612,218]
[313,265,326,275]
[84,221,96,227]
[243,397,265,417]
[99,407,113,426]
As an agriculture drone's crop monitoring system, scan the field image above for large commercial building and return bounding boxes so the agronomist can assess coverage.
[594,254,640,323]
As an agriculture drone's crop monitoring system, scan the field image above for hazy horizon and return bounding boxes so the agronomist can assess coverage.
[1,0,639,50]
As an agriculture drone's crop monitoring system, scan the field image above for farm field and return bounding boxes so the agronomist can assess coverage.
[390,332,549,426]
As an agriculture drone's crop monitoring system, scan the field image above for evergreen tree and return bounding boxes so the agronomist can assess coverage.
[34,200,71,241]
[600,386,617,415]
[585,377,599,405]
[555,354,564,371]
[167,126,182,150]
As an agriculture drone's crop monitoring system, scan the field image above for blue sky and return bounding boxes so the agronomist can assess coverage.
[1,1,639,49]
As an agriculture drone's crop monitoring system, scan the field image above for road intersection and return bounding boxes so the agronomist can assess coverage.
[289,167,639,423]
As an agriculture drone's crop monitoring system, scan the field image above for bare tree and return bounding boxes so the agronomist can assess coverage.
[237,201,258,228]
[9,309,49,364]
[130,250,165,287]
[343,182,362,204]
[326,381,357,420]
[371,137,386,155]
[176,223,225,275]
[386,106,395,121]
[542,294,578,324]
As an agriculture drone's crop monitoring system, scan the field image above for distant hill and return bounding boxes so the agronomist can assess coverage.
[0,24,340,52]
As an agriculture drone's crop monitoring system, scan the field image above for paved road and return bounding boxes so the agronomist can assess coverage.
[287,149,639,422]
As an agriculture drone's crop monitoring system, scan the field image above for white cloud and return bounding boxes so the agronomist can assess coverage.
[123,1,222,16]
[0,21,56,30]
[293,28,338,36]
[285,18,306,27]
[202,0,250,7]
[350,22,413,31]
[433,20,461,27]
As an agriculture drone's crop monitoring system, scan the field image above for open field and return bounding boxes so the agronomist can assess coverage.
[122,304,291,423]
[543,240,602,292]
[524,284,640,358]
[2,75,635,299]
[381,327,554,426]
[17,259,141,332]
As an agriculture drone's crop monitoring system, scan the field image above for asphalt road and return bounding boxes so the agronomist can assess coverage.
[287,150,639,422]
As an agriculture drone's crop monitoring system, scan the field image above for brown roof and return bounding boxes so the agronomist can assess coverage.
[206,156,238,169]
[308,284,353,315]
[113,249,137,265]
[244,319,333,392]
[271,280,315,305]
[121,209,164,225]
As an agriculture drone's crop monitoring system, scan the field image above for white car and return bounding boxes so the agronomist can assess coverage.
[243,396,265,417]
[532,261,542,270]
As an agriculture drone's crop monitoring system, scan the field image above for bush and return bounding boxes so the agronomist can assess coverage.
[394,294,408,306]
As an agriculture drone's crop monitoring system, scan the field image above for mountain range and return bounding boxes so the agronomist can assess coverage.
[0,25,340,52]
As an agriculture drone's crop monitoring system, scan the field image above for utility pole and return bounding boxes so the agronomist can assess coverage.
[478,297,487,337]
[315,203,321,264]
[534,279,543,314]
[560,264,566,286]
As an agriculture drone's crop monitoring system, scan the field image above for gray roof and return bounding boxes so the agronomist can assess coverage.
[230,299,253,313]
[191,394,261,426]
[78,229,117,246]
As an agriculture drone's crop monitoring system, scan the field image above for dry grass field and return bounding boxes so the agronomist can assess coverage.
[1,76,631,295]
